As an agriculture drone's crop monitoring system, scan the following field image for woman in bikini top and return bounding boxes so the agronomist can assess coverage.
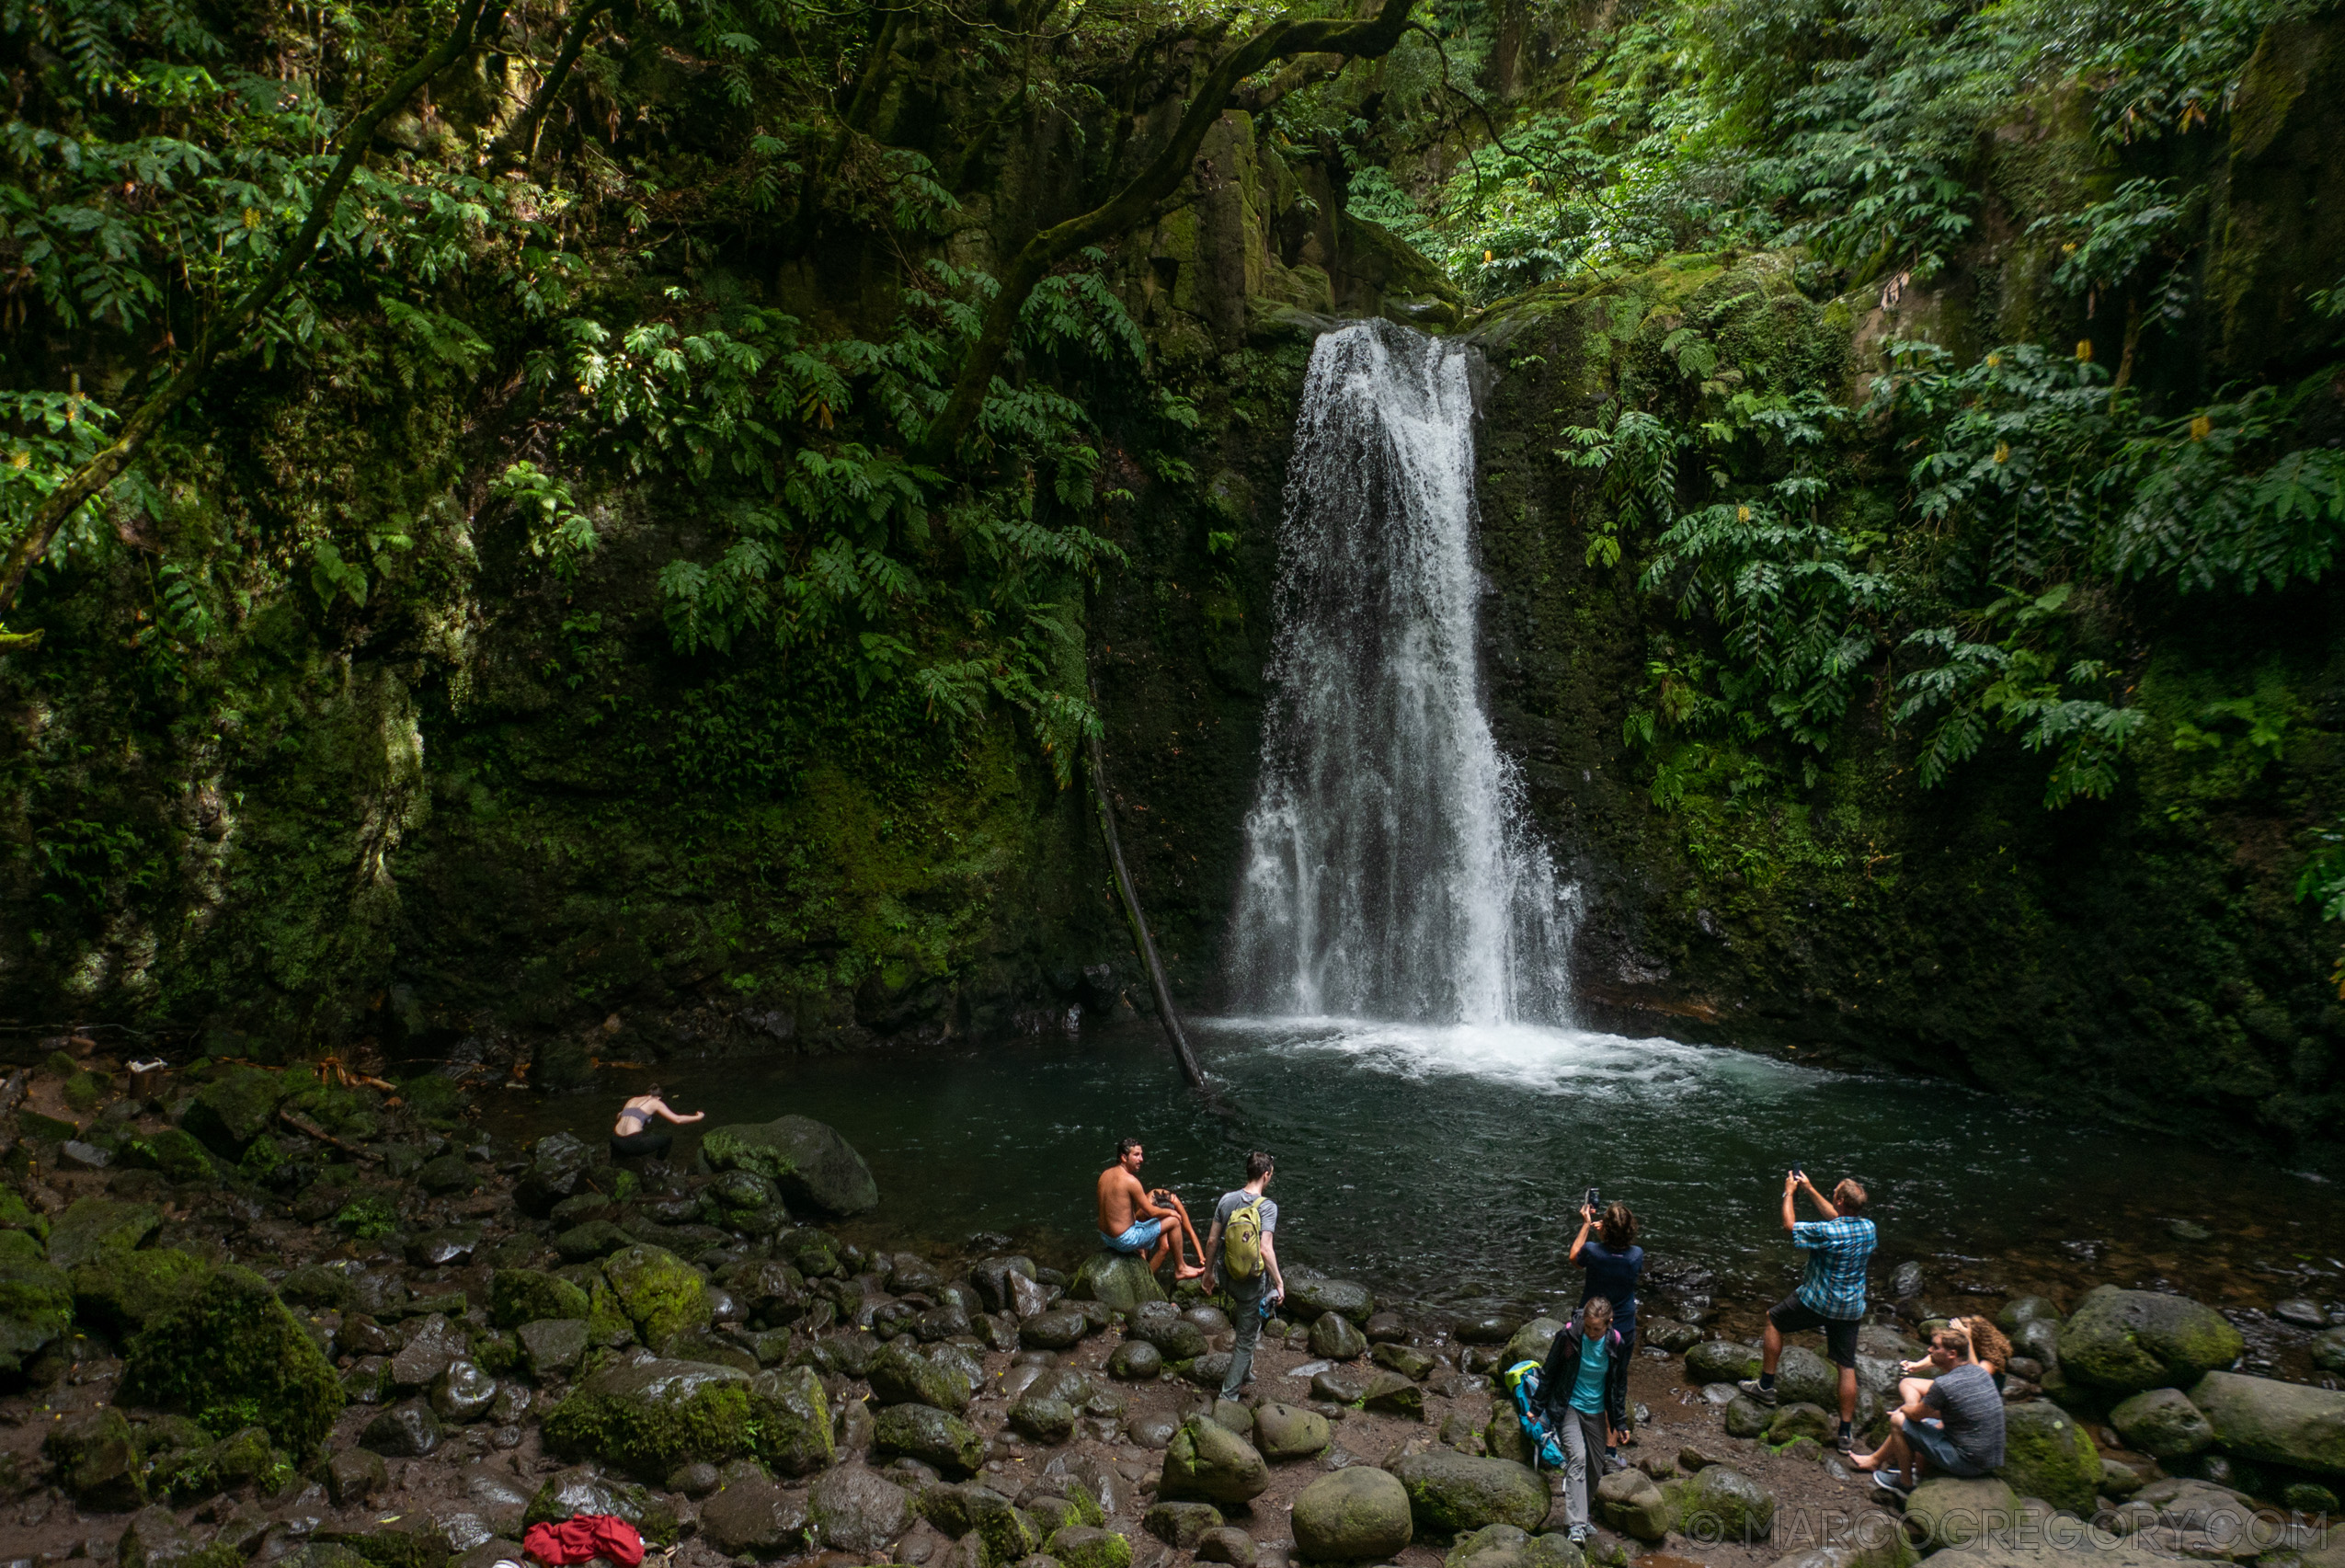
[610,1085,704,1157]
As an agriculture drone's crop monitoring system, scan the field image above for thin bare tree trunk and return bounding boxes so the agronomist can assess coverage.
[1087,680,1205,1088]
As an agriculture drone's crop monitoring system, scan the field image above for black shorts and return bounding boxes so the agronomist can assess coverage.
[1767,1295,1860,1368]
[611,1127,672,1159]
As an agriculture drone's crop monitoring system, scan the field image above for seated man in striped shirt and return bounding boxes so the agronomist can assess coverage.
[1741,1171,1876,1453]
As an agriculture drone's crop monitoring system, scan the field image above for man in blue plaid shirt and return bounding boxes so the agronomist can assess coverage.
[1741,1171,1875,1452]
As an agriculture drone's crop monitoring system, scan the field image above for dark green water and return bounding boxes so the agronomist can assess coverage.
[486,1015,2344,1373]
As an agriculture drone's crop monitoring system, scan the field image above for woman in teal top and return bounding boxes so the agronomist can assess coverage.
[1539,1297,1630,1544]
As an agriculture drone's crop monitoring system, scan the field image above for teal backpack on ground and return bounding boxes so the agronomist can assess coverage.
[1503,1359,1568,1470]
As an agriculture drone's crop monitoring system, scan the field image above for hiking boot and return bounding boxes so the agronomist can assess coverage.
[1568,1526,1595,1545]
[1736,1379,1779,1406]
[1836,1430,1855,1454]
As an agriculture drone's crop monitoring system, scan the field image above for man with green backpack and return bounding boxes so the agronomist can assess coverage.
[1202,1150,1286,1401]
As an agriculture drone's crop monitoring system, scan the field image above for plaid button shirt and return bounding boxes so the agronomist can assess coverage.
[1792,1216,1877,1320]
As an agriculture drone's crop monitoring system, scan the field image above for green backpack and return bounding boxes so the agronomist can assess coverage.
[1223,1196,1265,1280]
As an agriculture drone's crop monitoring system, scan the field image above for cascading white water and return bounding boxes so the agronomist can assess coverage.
[1229,320,1576,1025]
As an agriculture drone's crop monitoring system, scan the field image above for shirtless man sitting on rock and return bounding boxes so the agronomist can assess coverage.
[1095,1136,1207,1279]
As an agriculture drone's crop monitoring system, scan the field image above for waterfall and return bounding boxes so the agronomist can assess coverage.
[1229,320,1577,1026]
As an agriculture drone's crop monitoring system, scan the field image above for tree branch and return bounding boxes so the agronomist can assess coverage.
[912,0,1417,464]
[487,0,614,171]
[0,0,492,633]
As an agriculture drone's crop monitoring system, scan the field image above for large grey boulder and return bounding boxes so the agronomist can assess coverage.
[1904,1477,2018,1549]
[1666,1464,1776,1542]
[2058,1287,2242,1392]
[1773,1346,1843,1409]
[809,1464,910,1552]
[1596,1468,1670,1542]
[700,1478,812,1557]
[1502,1317,1564,1368]
[2109,1387,2214,1459]
[1290,1465,1413,1562]
[2188,1370,2345,1476]
[1390,1449,1549,1532]
[1309,1311,1368,1360]
[1286,1278,1374,1323]
[1159,1416,1268,1505]
[698,1116,878,1217]
[1251,1402,1330,1460]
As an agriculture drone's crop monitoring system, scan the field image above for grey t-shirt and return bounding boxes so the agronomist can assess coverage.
[1924,1361,2007,1472]
[1212,1188,1278,1299]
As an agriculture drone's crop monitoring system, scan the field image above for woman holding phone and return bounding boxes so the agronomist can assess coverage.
[1570,1196,1643,1466]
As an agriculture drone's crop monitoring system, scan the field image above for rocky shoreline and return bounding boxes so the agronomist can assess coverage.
[2,1054,2343,1568]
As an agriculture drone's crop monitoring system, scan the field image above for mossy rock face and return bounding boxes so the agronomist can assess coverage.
[120,1263,345,1453]
[490,1267,593,1330]
[1161,1416,1271,1505]
[868,1337,974,1413]
[1904,1477,2017,1549]
[2059,1287,2244,1392]
[160,1425,278,1500]
[312,1523,452,1568]
[1996,1401,2100,1515]
[698,1116,878,1217]
[0,1256,74,1375]
[1290,1465,1413,1562]
[180,1067,291,1157]
[46,1196,162,1270]
[71,1245,213,1336]
[600,1245,712,1346]
[541,1357,833,1480]
[1685,1340,1761,1384]
[120,1503,247,1568]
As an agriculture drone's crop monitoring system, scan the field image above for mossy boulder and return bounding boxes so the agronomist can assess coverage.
[1996,1400,2100,1515]
[1070,1252,1165,1313]
[120,1503,246,1568]
[1251,1401,1331,1459]
[1047,1527,1133,1568]
[159,1425,278,1500]
[179,1067,290,1157]
[1285,1277,1374,1324]
[600,1244,711,1346]
[524,1465,683,1546]
[2110,1387,2215,1459]
[1502,1317,1564,1368]
[1144,1503,1224,1550]
[1685,1340,1762,1384]
[121,1263,343,1452]
[1442,1524,1584,1568]
[490,1268,593,1330]
[46,1196,161,1270]
[47,1405,146,1510]
[0,1255,74,1376]
[71,1246,212,1336]
[2188,1370,2345,1476]
[1665,1464,1776,1542]
[542,1358,833,1480]
[1596,1469,1669,1543]
[698,1116,878,1217]
[129,1127,217,1183]
[1390,1450,1549,1532]
[1291,1465,1413,1562]
[2058,1287,2243,1392]
[807,1463,911,1553]
[869,1337,973,1412]
[1160,1416,1270,1505]
[874,1401,986,1475]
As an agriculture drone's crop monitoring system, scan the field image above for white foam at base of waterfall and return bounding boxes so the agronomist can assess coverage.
[1230,319,1575,1025]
